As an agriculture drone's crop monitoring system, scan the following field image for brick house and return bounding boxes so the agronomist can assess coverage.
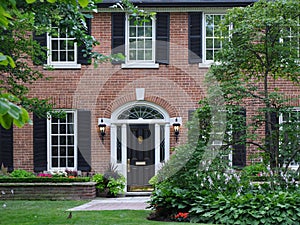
[3,0,292,192]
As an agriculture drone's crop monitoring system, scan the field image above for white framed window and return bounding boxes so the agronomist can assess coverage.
[47,27,81,69]
[284,16,300,59]
[122,15,158,68]
[279,107,300,170]
[203,14,230,64]
[47,110,77,171]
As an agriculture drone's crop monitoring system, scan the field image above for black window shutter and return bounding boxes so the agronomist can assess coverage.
[33,114,47,172]
[188,13,202,64]
[232,108,247,168]
[156,13,170,64]
[77,18,92,65]
[77,110,91,172]
[111,13,125,64]
[32,32,47,65]
[0,126,13,172]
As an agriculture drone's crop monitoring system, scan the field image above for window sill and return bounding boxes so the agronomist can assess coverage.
[121,63,159,69]
[43,63,82,69]
[198,63,212,68]
[199,61,221,68]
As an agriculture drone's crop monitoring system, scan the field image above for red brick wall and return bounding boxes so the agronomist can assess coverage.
[12,11,300,173]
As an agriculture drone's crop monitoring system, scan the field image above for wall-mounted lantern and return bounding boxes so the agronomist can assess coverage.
[98,118,111,142]
[171,117,182,143]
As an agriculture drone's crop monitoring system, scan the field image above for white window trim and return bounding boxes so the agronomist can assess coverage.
[199,12,231,68]
[47,110,78,171]
[122,14,159,69]
[279,107,300,170]
[46,33,81,69]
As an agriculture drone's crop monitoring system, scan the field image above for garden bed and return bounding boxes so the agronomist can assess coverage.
[0,182,97,200]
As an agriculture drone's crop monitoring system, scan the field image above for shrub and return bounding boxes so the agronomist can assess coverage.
[10,169,35,178]
[92,164,126,197]
[189,190,300,224]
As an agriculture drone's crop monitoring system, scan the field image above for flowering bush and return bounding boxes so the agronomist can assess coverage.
[50,170,67,177]
[37,173,52,178]
[174,212,189,222]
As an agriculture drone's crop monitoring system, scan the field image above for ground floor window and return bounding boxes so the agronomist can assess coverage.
[47,110,77,171]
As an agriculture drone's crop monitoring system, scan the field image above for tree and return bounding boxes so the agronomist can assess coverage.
[204,0,300,172]
[0,0,153,129]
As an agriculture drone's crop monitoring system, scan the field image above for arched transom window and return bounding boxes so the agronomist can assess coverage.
[118,105,164,120]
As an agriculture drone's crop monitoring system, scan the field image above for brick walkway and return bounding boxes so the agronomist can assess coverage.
[68,197,151,211]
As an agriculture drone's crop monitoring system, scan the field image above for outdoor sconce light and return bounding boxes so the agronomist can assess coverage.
[98,119,106,141]
[173,118,181,142]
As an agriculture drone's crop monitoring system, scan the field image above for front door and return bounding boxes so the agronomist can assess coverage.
[127,124,155,191]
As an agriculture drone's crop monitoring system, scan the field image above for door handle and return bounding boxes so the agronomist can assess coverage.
[127,159,130,173]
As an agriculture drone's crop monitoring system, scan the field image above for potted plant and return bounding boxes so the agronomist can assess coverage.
[92,164,125,197]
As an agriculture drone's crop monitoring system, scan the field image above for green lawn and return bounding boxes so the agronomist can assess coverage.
[0,200,194,225]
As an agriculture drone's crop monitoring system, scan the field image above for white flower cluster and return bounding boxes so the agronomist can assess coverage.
[50,170,67,177]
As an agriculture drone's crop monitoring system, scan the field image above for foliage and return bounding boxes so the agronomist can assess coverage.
[10,169,35,178]
[189,190,300,225]
[92,164,126,197]
[241,163,268,177]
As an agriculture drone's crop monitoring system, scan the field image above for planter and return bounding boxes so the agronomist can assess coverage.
[0,182,97,200]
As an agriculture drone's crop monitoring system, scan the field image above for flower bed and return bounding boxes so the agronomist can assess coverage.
[0,169,96,200]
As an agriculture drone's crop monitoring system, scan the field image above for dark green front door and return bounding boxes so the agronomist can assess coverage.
[127,124,155,191]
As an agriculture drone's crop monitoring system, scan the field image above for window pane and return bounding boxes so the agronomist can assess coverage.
[129,39,136,49]
[67,158,74,167]
[145,50,152,60]
[206,50,213,60]
[68,147,74,156]
[206,39,213,48]
[67,113,74,123]
[138,27,144,37]
[137,40,144,48]
[52,40,58,50]
[68,51,74,61]
[60,147,66,156]
[52,147,58,156]
[52,51,58,61]
[206,15,213,26]
[215,39,221,48]
[67,124,74,134]
[60,158,66,167]
[60,51,66,61]
[137,50,144,60]
[145,39,152,48]
[206,26,213,37]
[129,27,136,37]
[129,50,136,60]
[145,27,152,37]
[60,124,66,134]
[60,136,66,145]
[52,136,58,145]
[52,124,58,134]
[67,136,74,145]
[60,40,67,50]
[52,158,58,167]
[67,41,74,50]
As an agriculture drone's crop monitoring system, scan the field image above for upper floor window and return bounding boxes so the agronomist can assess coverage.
[282,16,300,59]
[204,14,229,63]
[188,12,230,66]
[127,16,155,64]
[111,13,169,68]
[33,19,91,69]
[47,27,80,69]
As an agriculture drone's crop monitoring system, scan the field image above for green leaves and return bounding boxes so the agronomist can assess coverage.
[0,93,32,129]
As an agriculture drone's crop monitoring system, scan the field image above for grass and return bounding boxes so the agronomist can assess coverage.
[0,200,193,225]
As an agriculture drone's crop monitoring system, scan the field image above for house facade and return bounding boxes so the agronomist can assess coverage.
[3,0,292,192]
